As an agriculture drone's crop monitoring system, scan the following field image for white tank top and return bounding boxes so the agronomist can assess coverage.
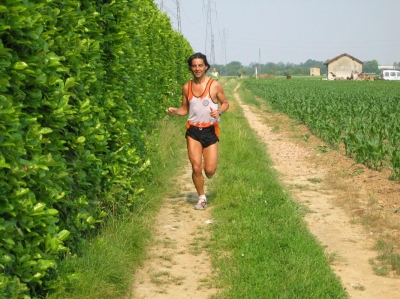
[187,79,220,128]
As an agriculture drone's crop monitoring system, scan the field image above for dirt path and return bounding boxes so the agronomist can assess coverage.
[233,83,400,298]
[131,82,399,298]
[131,162,218,299]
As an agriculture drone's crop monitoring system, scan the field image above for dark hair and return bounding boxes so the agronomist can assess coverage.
[187,52,210,71]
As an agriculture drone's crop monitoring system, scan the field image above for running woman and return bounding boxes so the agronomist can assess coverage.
[168,53,229,209]
[211,67,220,81]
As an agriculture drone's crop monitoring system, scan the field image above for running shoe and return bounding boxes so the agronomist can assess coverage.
[194,195,207,210]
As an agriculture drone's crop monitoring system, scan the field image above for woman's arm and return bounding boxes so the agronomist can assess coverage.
[168,83,189,116]
[215,82,229,114]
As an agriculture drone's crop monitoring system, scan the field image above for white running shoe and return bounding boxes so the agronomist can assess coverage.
[194,195,207,210]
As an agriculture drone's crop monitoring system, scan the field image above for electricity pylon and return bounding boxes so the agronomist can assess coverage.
[205,0,214,63]
[159,0,182,33]
[221,28,228,75]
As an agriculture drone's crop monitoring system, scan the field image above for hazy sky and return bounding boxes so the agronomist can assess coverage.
[155,0,400,66]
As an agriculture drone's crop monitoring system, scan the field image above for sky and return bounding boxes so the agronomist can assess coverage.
[154,0,400,66]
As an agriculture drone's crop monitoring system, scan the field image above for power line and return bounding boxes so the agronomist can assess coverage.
[179,1,203,25]
[159,0,182,33]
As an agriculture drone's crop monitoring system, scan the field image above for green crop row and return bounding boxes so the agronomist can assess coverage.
[243,78,400,179]
[0,0,192,297]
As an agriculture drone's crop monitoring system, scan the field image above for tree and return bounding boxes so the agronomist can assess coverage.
[226,61,244,76]
[236,68,246,77]
[223,58,329,76]
[210,63,225,76]
[363,60,379,74]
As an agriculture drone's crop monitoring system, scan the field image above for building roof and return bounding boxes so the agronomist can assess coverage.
[324,53,363,65]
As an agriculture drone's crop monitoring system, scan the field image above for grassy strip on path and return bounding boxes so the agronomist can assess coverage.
[207,79,348,299]
[47,116,188,299]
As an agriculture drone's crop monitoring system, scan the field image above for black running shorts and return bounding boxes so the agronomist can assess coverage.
[186,125,219,148]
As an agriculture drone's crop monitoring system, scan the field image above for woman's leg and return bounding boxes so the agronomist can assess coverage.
[187,136,205,195]
[203,142,218,179]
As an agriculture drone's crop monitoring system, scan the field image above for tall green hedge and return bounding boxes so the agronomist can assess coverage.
[0,0,192,297]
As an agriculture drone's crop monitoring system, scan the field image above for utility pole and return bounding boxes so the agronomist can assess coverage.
[259,48,261,75]
[205,0,212,59]
[174,0,181,33]
[221,28,228,76]
[210,34,215,68]
[159,0,182,33]
[205,0,216,69]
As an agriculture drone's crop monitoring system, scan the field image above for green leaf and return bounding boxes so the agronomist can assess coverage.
[3,238,15,245]
[76,136,86,143]
[57,230,70,241]
[48,75,63,85]
[19,254,31,263]
[39,127,53,134]
[15,188,29,196]
[0,162,10,168]
[134,188,144,195]
[86,216,95,225]
[50,238,59,251]
[0,78,10,87]
[64,77,76,90]
[13,61,28,70]
[35,73,47,85]
[0,60,11,67]
[33,203,46,213]
[0,254,13,263]
[44,209,58,216]
[37,259,56,270]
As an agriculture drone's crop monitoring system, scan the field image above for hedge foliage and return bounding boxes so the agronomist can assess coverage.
[0,0,192,297]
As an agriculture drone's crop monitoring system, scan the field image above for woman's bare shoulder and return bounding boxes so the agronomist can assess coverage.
[182,81,191,96]
[210,79,223,91]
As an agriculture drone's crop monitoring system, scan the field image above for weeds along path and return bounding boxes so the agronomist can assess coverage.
[131,161,218,298]
[234,83,400,299]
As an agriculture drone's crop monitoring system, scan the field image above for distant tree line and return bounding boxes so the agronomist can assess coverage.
[212,59,392,77]
[362,60,379,74]
[360,60,400,73]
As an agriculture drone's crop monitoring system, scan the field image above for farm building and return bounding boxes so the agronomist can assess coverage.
[324,53,363,80]
[310,67,320,76]
[378,65,396,70]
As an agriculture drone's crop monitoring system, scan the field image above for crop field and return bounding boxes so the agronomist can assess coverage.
[243,78,400,180]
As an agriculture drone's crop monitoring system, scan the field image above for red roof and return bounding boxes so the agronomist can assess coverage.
[324,53,363,65]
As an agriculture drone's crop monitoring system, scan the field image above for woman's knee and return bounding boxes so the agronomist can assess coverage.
[204,166,216,177]
[192,164,203,175]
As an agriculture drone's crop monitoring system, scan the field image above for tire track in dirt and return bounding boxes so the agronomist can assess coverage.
[131,162,218,299]
[234,83,400,299]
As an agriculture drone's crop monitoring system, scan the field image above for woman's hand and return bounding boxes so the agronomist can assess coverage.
[209,107,220,118]
[168,107,178,116]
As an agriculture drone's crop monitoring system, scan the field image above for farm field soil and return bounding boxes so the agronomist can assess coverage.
[131,83,400,299]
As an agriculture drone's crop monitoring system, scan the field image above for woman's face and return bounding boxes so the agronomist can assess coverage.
[190,58,208,78]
